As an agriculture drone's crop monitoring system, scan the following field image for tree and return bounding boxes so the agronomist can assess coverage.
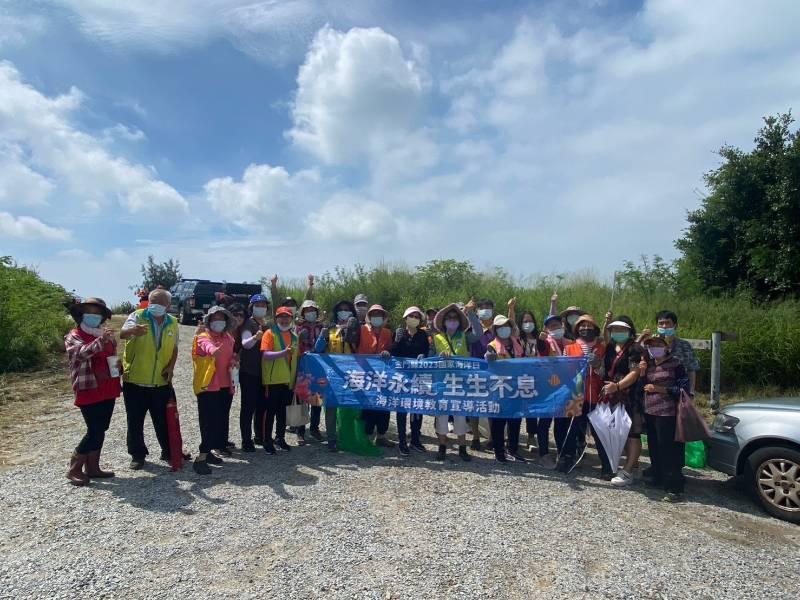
[676,112,800,299]
[135,255,182,291]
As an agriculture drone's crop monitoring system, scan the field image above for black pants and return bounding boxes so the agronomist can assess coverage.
[297,405,323,436]
[554,416,574,457]
[219,390,233,448]
[397,412,423,445]
[77,399,115,453]
[555,410,612,472]
[646,414,685,493]
[123,383,171,460]
[197,390,228,454]
[490,418,521,458]
[239,371,262,443]
[526,417,552,457]
[363,409,390,435]
[260,384,291,444]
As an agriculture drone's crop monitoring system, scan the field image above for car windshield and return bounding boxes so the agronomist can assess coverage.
[194,283,223,294]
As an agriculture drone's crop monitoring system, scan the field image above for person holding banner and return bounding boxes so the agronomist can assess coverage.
[430,303,482,461]
[294,300,325,444]
[485,315,527,463]
[391,306,431,455]
[259,307,299,454]
[314,300,361,452]
[560,314,611,477]
[359,305,395,448]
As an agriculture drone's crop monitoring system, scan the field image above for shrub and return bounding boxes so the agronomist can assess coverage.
[0,257,71,373]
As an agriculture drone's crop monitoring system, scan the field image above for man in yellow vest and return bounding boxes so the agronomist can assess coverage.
[120,288,180,470]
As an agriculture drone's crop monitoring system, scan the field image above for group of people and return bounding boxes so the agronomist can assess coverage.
[64,275,700,503]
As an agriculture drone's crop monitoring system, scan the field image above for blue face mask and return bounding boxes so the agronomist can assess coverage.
[370,316,384,328]
[148,304,166,318]
[82,314,103,328]
[610,332,630,343]
[657,327,675,337]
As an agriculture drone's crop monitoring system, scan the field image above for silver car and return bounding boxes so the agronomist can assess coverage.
[708,397,800,524]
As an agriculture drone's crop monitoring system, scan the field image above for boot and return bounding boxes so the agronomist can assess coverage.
[86,450,115,478]
[67,451,89,486]
[437,444,447,461]
[459,445,472,462]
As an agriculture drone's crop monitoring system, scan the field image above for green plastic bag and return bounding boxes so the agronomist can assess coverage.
[685,440,706,469]
[336,408,382,457]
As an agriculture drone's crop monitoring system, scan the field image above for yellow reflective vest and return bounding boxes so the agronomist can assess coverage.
[122,309,178,386]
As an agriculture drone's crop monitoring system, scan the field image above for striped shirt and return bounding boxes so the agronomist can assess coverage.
[644,357,690,417]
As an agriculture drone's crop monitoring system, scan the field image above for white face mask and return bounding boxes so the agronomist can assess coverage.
[566,315,579,327]
[549,328,564,340]
[277,322,292,332]
[521,322,535,333]
[337,310,352,322]
[496,326,512,339]
[478,308,493,321]
[148,304,166,318]
[304,311,317,323]
[406,317,420,329]
[252,306,268,319]
[209,320,226,333]
[370,316,384,328]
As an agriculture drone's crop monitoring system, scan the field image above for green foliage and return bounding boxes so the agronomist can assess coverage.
[273,260,800,391]
[0,257,71,373]
[134,255,182,291]
[676,112,800,300]
[110,300,136,314]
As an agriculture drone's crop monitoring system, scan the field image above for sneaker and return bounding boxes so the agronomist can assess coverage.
[206,452,223,465]
[511,452,528,464]
[275,438,291,451]
[611,470,634,486]
[130,458,145,470]
[539,454,557,470]
[556,456,574,473]
[495,453,508,463]
[398,443,410,456]
[470,438,482,451]
[600,471,613,481]
[296,435,306,447]
[287,427,297,435]
[327,441,338,453]
[263,443,276,455]
[458,446,472,462]
[375,436,395,448]
[661,492,684,503]
[310,429,324,441]
[411,440,426,453]
[193,459,211,475]
[241,440,256,453]
[217,447,232,457]
[225,440,236,450]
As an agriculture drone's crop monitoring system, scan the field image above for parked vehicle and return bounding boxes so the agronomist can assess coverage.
[707,397,800,524]
[214,282,263,308]
[168,279,224,324]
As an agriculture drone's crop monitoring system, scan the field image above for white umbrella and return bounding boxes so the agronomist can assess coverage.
[588,403,632,474]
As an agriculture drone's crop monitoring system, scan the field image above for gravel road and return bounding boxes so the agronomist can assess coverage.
[1,324,798,599]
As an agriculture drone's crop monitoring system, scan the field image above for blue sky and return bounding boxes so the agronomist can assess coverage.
[1,0,799,302]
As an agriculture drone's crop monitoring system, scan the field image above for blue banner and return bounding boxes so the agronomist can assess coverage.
[296,354,588,419]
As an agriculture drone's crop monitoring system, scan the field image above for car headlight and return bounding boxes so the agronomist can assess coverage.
[712,413,740,433]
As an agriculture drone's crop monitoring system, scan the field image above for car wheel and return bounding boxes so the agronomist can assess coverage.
[179,305,193,325]
[745,445,800,524]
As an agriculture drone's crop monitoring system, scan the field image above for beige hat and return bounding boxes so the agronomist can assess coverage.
[403,306,423,319]
[434,303,469,333]
[491,314,519,337]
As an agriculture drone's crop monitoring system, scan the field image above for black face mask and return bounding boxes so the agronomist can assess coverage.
[578,329,597,342]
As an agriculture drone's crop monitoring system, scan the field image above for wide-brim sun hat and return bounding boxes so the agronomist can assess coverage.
[491,314,519,337]
[433,303,469,333]
[75,297,112,320]
[203,305,235,330]
[403,306,423,319]
[367,304,388,318]
[559,306,585,319]
[572,314,600,331]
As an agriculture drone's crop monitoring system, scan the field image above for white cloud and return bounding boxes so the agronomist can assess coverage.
[0,13,46,49]
[0,144,55,206]
[0,61,187,215]
[308,193,398,241]
[0,212,71,241]
[102,124,147,143]
[288,25,426,165]
[204,163,320,230]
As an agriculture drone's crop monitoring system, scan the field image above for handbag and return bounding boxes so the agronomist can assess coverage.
[675,390,711,443]
[285,393,310,428]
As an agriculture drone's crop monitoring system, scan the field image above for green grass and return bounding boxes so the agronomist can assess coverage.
[277,261,800,394]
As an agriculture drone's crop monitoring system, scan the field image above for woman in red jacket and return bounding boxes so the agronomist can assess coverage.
[64,298,121,485]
